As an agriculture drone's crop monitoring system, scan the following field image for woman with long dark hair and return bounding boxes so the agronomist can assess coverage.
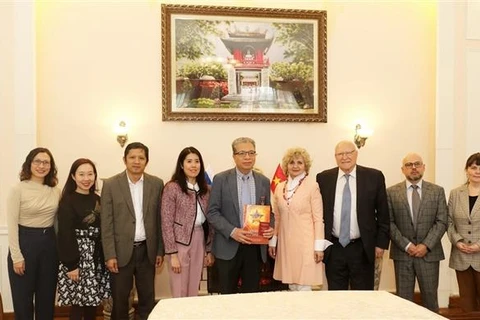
[56,158,110,319]
[161,147,215,297]
[7,147,61,319]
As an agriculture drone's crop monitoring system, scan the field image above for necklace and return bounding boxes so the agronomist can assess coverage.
[283,175,307,203]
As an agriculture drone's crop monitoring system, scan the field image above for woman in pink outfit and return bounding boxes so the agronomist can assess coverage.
[269,147,330,291]
[161,147,215,297]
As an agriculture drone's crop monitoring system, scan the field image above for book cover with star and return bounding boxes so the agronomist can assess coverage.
[243,204,271,245]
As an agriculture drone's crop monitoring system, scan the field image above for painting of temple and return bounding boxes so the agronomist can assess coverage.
[174,20,316,112]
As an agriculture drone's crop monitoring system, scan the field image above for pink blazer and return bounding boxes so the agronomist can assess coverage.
[161,181,213,254]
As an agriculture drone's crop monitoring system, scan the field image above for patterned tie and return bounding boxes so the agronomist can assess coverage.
[241,176,251,227]
[339,174,351,247]
[411,185,420,230]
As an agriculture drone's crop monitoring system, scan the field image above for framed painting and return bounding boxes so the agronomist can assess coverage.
[161,4,327,122]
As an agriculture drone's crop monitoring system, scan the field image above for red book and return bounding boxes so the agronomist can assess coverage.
[243,205,270,245]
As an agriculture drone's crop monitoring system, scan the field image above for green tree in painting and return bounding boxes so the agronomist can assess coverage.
[272,23,314,65]
[177,61,227,80]
[175,20,226,60]
[270,62,313,82]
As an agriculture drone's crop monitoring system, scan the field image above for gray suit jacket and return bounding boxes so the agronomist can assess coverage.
[206,168,273,262]
[101,171,164,267]
[448,185,480,271]
[387,180,447,262]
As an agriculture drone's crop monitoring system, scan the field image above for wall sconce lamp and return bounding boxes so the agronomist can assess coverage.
[116,121,128,148]
[354,124,372,149]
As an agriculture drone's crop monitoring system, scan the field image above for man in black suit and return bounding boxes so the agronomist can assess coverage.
[316,140,389,290]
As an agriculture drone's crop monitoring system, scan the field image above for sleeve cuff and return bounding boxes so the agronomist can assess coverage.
[405,242,412,252]
[269,235,277,247]
[314,239,333,251]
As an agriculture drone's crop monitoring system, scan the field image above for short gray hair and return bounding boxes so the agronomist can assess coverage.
[231,137,256,154]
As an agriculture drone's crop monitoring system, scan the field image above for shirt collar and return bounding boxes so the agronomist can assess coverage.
[406,179,423,190]
[337,166,357,181]
[288,172,306,183]
[127,173,144,185]
[236,168,253,180]
[187,181,199,191]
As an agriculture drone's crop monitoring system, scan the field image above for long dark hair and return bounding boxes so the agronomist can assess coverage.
[171,147,208,196]
[61,158,98,199]
[20,147,58,187]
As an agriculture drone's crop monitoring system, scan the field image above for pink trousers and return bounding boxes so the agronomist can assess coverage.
[167,226,205,297]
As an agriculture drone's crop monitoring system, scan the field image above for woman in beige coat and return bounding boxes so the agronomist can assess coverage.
[448,152,480,312]
[269,147,331,291]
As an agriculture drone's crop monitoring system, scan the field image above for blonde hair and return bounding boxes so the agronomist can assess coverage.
[281,147,312,175]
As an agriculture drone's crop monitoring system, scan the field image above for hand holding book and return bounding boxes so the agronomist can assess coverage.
[242,204,272,245]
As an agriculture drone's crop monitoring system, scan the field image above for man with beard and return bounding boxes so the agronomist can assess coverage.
[387,153,447,312]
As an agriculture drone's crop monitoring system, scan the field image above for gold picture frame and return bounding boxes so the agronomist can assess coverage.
[161,4,327,122]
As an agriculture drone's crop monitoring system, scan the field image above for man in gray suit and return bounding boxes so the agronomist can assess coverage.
[101,142,164,320]
[207,137,274,294]
[387,152,447,312]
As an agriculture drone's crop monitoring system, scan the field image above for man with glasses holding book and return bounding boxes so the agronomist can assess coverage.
[207,137,274,294]
[387,153,447,312]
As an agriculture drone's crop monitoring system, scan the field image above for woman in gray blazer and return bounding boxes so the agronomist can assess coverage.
[448,152,480,312]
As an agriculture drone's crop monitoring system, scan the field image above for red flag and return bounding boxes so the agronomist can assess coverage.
[270,164,287,193]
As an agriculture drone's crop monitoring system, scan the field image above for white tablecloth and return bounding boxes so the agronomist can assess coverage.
[148,290,447,319]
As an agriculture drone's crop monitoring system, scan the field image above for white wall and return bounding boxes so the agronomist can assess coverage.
[436,0,480,301]
[6,0,479,312]
[33,0,438,300]
[0,1,37,311]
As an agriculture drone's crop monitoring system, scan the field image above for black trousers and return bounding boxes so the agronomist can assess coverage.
[325,238,374,290]
[8,225,58,320]
[110,243,155,320]
[215,244,261,294]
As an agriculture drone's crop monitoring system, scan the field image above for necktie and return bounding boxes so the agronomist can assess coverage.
[339,174,351,247]
[411,185,420,230]
[241,176,251,227]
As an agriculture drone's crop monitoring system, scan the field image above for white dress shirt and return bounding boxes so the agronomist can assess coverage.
[333,166,360,240]
[127,174,146,242]
[187,181,206,226]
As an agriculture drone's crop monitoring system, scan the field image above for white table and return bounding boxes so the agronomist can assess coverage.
[148,290,447,319]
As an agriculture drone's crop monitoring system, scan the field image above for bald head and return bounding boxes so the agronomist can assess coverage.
[334,140,358,174]
[401,152,425,183]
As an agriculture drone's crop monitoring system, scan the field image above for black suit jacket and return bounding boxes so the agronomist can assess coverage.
[316,165,390,264]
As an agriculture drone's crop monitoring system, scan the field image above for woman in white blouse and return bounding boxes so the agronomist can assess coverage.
[7,147,61,319]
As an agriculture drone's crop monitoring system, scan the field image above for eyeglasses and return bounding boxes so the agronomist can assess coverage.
[32,159,51,167]
[335,150,356,158]
[404,161,423,169]
[234,151,257,158]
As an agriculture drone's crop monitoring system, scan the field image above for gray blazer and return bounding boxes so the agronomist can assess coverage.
[101,171,164,267]
[206,168,273,262]
[448,185,480,271]
[387,180,447,262]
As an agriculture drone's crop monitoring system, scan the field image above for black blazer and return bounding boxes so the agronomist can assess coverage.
[316,165,390,264]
